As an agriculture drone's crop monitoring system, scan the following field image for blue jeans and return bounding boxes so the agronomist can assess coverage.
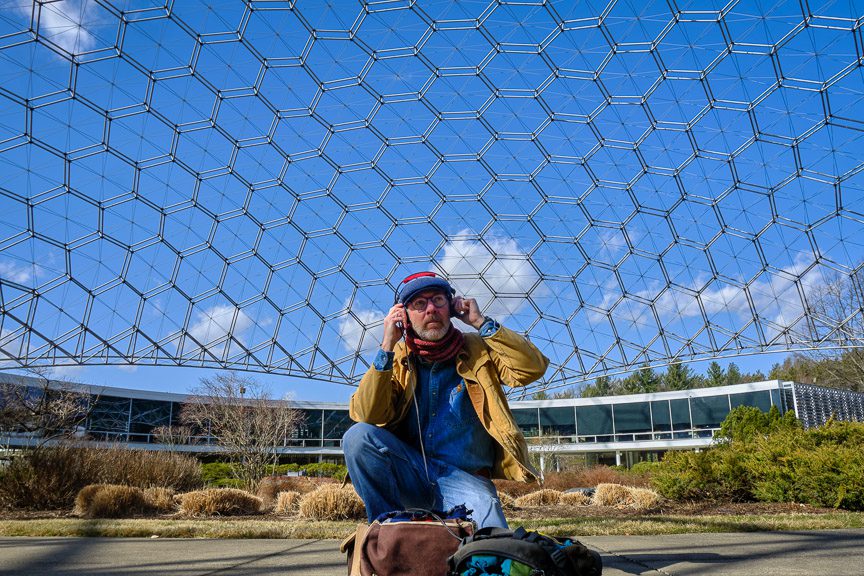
[342,422,508,529]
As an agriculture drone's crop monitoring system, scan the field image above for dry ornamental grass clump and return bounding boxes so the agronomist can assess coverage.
[498,492,516,511]
[514,489,563,507]
[74,484,149,518]
[592,483,661,510]
[178,488,264,516]
[559,491,591,506]
[143,487,177,513]
[256,476,336,506]
[274,491,301,515]
[298,485,365,521]
[592,483,634,507]
[629,487,662,510]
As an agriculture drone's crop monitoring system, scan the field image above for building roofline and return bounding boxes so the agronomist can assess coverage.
[2,371,791,410]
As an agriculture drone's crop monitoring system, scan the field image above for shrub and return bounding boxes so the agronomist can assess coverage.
[514,489,562,507]
[628,460,662,476]
[275,491,301,515]
[298,485,365,520]
[301,463,348,480]
[542,466,648,490]
[178,488,263,516]
[498,492,516,511]
[652,419,864,511]
[559,491,591,506]
[0,445,202,510]
[74,484,149,518]
[592,483,634,507]
[201,462,240,487]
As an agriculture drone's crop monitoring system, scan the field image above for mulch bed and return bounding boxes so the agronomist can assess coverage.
[1,501,837,521]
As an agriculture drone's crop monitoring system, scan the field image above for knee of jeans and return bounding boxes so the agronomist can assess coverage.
[342,422,380,456]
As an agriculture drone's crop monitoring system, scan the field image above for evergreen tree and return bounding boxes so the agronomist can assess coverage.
[706,361,725,387]
[663,362,694,390]
[725,362,743,385]
[582,375,613,398]
[620,364,660,394]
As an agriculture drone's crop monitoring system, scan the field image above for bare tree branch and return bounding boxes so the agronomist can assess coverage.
[0,367,92,451]
[179,372,301,490]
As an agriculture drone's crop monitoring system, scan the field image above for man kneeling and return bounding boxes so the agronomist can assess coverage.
[344,272,548,528]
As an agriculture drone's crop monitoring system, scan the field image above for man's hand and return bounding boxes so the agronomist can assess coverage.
[381,303,407,351]
[452,296,486,330]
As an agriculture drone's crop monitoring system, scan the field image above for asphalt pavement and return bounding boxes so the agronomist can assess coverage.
[1,529,862,575]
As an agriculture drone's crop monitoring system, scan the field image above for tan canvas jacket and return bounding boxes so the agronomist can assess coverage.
[349,325,549,482]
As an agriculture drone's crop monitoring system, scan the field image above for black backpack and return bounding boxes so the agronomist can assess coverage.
[448,526,602,576]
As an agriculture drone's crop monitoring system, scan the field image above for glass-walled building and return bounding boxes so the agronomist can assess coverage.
[2,374,863,465]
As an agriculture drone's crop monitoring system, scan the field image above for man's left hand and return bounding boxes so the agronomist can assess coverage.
[452,296,486,330]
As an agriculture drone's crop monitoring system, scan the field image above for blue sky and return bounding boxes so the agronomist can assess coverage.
[0,1,862,400]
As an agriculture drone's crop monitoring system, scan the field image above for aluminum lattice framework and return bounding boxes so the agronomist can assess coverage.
[1,0,863,393]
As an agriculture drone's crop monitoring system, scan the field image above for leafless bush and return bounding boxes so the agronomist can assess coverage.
[514,489,562,507]
[274,491,301,515]
[74,484,148,518]
[543,466,649,490]
[559,491,591,506]
[178,488,264,516]
[0,445,201,510]
[298,485,365,520]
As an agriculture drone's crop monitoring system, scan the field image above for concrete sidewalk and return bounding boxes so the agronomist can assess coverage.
[1,530,862,575]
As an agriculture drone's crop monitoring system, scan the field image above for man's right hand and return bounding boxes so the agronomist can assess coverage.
[381,303,407,352]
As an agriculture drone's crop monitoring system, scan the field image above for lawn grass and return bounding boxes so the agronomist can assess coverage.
[2,512,863,539]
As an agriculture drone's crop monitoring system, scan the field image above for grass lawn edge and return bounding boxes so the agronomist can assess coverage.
[2,512,863,539]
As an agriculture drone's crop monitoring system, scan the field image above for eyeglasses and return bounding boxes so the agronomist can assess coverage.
[407,294,449,312]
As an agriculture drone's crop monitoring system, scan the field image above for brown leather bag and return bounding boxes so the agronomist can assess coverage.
[340,518,474,576]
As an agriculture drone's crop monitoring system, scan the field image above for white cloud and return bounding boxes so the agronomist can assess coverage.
[437,232,540,319]
[48,363,85,379]
[610,253,827,344]
[0,260,37,284]
[16,0,97,54]
[338,306,385,356]
[183,304,254,359]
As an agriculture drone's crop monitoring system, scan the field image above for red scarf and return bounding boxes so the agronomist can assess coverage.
[405,324,464,363]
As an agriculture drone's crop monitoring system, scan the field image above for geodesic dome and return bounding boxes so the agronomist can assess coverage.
[0,1,863,394]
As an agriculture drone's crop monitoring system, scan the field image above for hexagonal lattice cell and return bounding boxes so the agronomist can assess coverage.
[1,1,863,393]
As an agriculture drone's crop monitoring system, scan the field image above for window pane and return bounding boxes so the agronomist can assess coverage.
[294,409,322,446]
[730,391,772,412]
[129,399,171,433]
[512,408,539,437]
[323,409,352,441]
[614,402,652,433]
[691,395,730,429]
[88,396,130,432]
[651,400,671,431]
[670,399,690,431]
[576,404,613,436]
[539,407,575,436]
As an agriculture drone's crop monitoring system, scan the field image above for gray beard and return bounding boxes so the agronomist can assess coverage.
[414,324,449,341]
